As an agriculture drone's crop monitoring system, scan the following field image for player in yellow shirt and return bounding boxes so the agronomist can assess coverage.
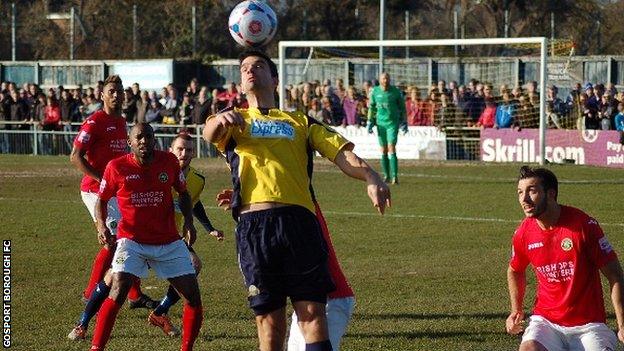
[148,132,224,337]
[203,49,390,351]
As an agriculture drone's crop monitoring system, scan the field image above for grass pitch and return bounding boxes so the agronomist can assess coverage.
[2,154,624,351]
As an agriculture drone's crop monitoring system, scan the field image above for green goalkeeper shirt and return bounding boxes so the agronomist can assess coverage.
[367,85,406,127]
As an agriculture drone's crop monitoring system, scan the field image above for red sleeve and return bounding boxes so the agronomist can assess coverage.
[584,217,617,268]
[97,162,118,202]
[509,226,529,272]
[73,118,99,149]
[171,156,187,194]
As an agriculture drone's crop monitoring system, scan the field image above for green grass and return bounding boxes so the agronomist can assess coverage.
[2,154,624,350]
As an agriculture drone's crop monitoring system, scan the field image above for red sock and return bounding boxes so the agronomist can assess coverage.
[84,247,114,299]
[181,304,203,351]
[91,298,121,349]
[127,278,142,301]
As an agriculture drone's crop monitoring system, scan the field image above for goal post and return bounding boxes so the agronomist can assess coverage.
[278,37,548,165]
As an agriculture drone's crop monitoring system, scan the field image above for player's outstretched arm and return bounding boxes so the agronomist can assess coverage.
[601,259,624,342]
[178,190,197,246]
[193,200,224,241]
[202,110,245,143]
[506,266,526,335]
[94,198,114,247]
[332,147,391,215]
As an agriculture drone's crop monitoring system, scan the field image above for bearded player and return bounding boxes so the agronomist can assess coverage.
[506,166,624,351]
[366,72,407,184]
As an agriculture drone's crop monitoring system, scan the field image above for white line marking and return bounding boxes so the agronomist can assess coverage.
[2,197,623,228]
[313,169,624,184]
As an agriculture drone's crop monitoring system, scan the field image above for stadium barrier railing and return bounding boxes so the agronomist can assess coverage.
[0,121,217,158]
[0,121,483,161]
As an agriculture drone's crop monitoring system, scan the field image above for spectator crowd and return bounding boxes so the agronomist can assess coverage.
[284,78,624,132]
[1,76,623,155]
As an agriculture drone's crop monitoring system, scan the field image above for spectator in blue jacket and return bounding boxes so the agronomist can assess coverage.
[615,102,624,131]
[495,89,515,128]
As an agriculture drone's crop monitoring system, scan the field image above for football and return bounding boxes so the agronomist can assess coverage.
[228,0,278,48]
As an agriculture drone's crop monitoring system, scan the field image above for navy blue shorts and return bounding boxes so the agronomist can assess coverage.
[236,205,335,315]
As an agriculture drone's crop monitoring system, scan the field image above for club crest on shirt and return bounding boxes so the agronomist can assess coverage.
[158,172,168,183]
[250,119,295,140]
[561,237,573,251]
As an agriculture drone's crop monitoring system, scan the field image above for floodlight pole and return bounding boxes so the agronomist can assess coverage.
[379,0,385,75]
[539,37,548,165]
[404,11,409,59]
[11,2,16,61]
[133,5,138,57]
[278,44,286,110]
[70,6,75,60]
[192,5,197,56]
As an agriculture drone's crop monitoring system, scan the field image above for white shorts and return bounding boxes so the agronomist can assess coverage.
[81,191,121,235]
[111,238,195,279]
[522,315,617,351]
[287,296,356,351]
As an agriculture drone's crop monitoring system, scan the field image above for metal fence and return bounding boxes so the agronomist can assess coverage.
[0,121,485,161]
[0,121,216,158]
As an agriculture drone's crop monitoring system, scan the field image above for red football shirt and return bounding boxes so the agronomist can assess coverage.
[314,202,354,298]
[98,150,187,245]
[509,205,617,326]
[73,110,128,192]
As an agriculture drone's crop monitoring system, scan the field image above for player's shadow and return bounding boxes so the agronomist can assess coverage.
[355,312,508,320]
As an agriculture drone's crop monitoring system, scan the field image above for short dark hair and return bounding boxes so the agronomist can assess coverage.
[518,165,558,200]
[238,49,278,78]
[104,75,123,87]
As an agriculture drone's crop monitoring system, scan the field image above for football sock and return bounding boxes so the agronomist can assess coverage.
[84,247,114,299]
[380,154,389,180]
[389,153,398,179]
[181,304,203,351]
[127,278,142,301]
[91,298,121,349]
[305,340,333,351]
[153,284,181,316]
[79,281,111,328]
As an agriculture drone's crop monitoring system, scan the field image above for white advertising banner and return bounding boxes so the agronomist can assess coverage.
[332,126,447,160]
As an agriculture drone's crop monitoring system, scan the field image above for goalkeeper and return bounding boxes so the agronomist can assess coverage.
[367,72,407,184]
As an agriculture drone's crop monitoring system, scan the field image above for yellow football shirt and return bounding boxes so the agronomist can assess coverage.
[173,166,205,232]
[213,107,351,214]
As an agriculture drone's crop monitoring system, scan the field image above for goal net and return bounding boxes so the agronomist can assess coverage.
[277,38,550,164]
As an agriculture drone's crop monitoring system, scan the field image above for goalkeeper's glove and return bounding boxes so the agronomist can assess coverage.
[400,122,408,134]
[367,121,375,134]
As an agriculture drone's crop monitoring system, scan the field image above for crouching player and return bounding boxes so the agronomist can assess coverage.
[506,166,624,351]
[89,123,202,351]
[216,190,355,351]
